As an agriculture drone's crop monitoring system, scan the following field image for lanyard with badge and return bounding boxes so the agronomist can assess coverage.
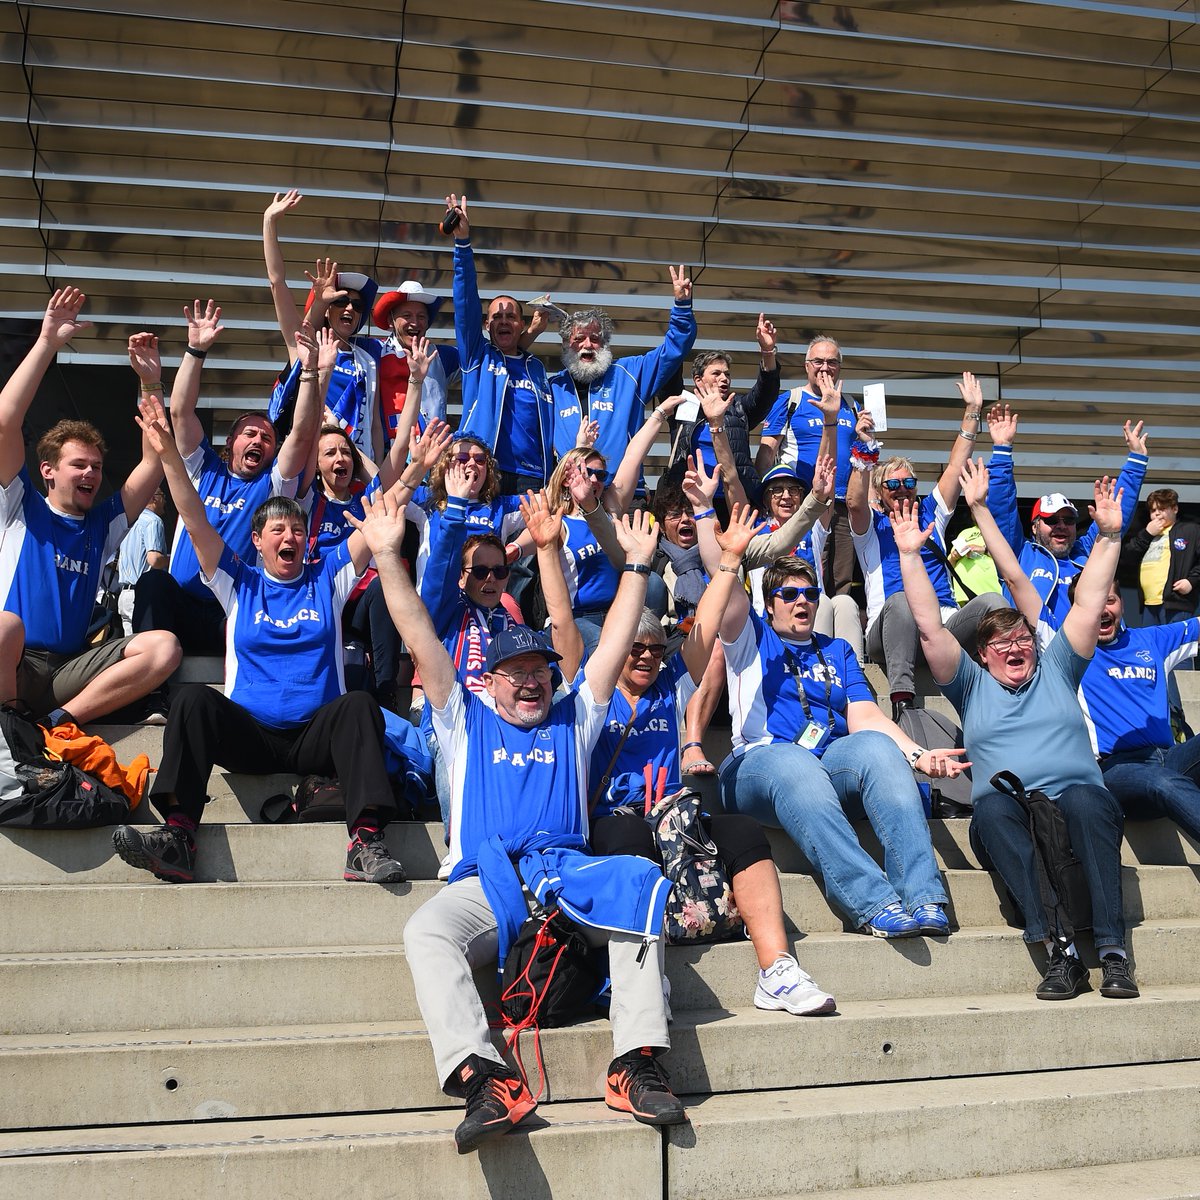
[783,644,836,752]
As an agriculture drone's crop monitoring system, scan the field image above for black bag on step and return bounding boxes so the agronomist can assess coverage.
[260,775,345,823]
[499,907,606,1030]
[896,706,974,816]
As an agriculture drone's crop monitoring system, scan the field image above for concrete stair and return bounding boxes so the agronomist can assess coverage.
[2,658,1199,1196]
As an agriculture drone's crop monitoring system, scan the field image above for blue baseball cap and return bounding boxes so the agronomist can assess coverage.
[484,625,563,674]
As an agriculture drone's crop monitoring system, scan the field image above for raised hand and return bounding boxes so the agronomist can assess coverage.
[347,486,408,560]
[669,264,692,303]
[1089,476,1124,535]
[444,193,471,240]
[956,370,983,413]
[575,417,599,449]
[264,189,302,222]
[41,287,91,348]
[184,299,224,352]
[889,497,934,555]
[854,409,876,441]
[135,392,179,462]
[519,490,563,550]
[811,453,836,503]
[813,371,842,418]
[414,418,453,470]
[715,504,761,559]
[127,333,162,387]
[294,323,319,372]
[695,378,731,423]
[564,458,600,512]
[526,306,549,339]
[304,257,342,308]
[614,508,660,564]
[316,326,339,372]
[958,457,989,508]
[682,453,719,509]
[755,312,777,356]
[408,334,432,383]
[986,403,1018,446]
[444,459,473,500]
[1122,419,1148,457]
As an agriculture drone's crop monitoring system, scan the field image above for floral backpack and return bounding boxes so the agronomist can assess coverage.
[647,781,743,945]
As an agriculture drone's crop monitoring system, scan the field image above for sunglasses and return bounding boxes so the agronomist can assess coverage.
[454,451,489,466]
[806,357,841,368]
[466,564,511,580]
[630,641,667,660]
[985,634,1034,655]
[1037,514,1077,527]
[882,477,918,492]
[334,296,364,313]
[583,466,607,480]
[771,585,820,604]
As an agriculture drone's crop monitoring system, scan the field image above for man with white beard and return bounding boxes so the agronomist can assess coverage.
[549,270,696,475]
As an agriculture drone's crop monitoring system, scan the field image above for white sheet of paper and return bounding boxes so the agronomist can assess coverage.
[862,382,887,433]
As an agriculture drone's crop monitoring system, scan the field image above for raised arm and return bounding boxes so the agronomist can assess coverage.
[845,408,878,535]
[387,418,452,509]
[277,324,331,482]
[959,457,1043,628]
[1062,477,1124,658]
[262,189,306,362]
[521,491,584,679]
[984,402,1022,553]
[583,511,659,704]
[742,454,835,570]
[681,453,724,577]
[607,393,684,512]
[379,335,431,490]
[168,299,225,458]
[742,313,781,431]
[935,370,984,508]
[350,489,457,709]
[0,288,91,487]
[448,194,485,367]
[681,504,755,682]
[1074,421,1148,555]
[137,393,224,580]
[696,378,750,512]
[120,334,167,519]
[891,498,963,684]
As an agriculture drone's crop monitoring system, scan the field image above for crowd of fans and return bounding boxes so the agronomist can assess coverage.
[2,189,1198,1154]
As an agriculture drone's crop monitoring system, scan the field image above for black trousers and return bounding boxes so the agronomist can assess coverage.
[152,684,396,830]
[590,809,772,877]
[133,570,226,656]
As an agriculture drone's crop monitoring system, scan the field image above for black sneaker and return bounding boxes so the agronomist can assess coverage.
[1035,947,1089,1001]
[1099,953,1140,999]
[112,825,195,883]
[605,1047,687,1126]
[453,1054,537,1154]
[344,831,405,884]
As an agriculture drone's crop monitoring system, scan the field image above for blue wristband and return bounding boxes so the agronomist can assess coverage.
[693,507,716,521]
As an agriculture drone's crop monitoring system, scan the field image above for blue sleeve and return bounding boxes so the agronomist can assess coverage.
[419,498,471,637]
[840,643,874,704]
[437,343,461,379]
[452,240,484,369]
[1075,453,1147,556]
[639,301,697,398]
[985,445,1023,554]
[761,390,791,437]
[268,358,302,424]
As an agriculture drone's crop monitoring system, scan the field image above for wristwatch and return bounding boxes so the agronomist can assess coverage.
[906,747,925,768]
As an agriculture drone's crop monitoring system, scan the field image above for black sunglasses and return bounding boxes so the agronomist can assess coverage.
[334,295,364,313]
[466,564,511,580]
[882,477,917,492]
[630,641,667,660]
[770,585,820,604]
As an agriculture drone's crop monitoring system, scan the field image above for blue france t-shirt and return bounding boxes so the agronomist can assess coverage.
[561,513,621,613]
[495,355,544,477]
[0,469,127,654]
[1081,619,1199,757]
[761,388,856,499]
[205,541,360,728]
[170,441,298,599]
[722,610,874,760]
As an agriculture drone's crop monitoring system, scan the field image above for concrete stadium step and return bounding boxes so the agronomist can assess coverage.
[5,988,1200,1132]
[1,817,1194,887]
[0,1100,661,1199]
[775,1156,1200,1200]
[665,1061,1200,1199]
[5,921,1200,1037]
[4,862,1200,954]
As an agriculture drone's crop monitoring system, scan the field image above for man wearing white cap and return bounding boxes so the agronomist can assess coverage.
[984,404,1148,627]
[372,281,460,439]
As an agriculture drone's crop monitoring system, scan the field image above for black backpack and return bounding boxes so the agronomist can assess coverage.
[0,704,131,828]
[896,706,974,816]
[499,907,606,1030]
[989,770,1091,942]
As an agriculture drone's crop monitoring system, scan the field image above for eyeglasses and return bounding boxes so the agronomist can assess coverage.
[334,296,364,313]
[454,451,489,466]
[806,357,841,368]
[770,585,821,604]
[466,564,510,580]
[985,634,1035,655]
[767,483,803,497]
[663,508,690,521]
[583,466,607,480]
[1037,514,1077,527]
[491,665,552,685]
[882,477,918,492]
[629,641,667,661]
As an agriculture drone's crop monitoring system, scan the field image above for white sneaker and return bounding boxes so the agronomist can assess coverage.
[754,954,836,1015]
[437,852,451,881]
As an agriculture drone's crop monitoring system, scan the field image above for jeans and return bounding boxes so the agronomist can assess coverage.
[970,783,1125,948]
[719,730,947,928]
[867,590,1007,694]
[1102,737,1200,843]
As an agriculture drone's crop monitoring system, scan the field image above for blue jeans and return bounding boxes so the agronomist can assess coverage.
[970,783,1125,948]
[719,730,947,928]
[1102,736,1200,843]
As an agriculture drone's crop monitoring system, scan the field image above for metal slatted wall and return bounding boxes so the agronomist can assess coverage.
[1,0,1198,499]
